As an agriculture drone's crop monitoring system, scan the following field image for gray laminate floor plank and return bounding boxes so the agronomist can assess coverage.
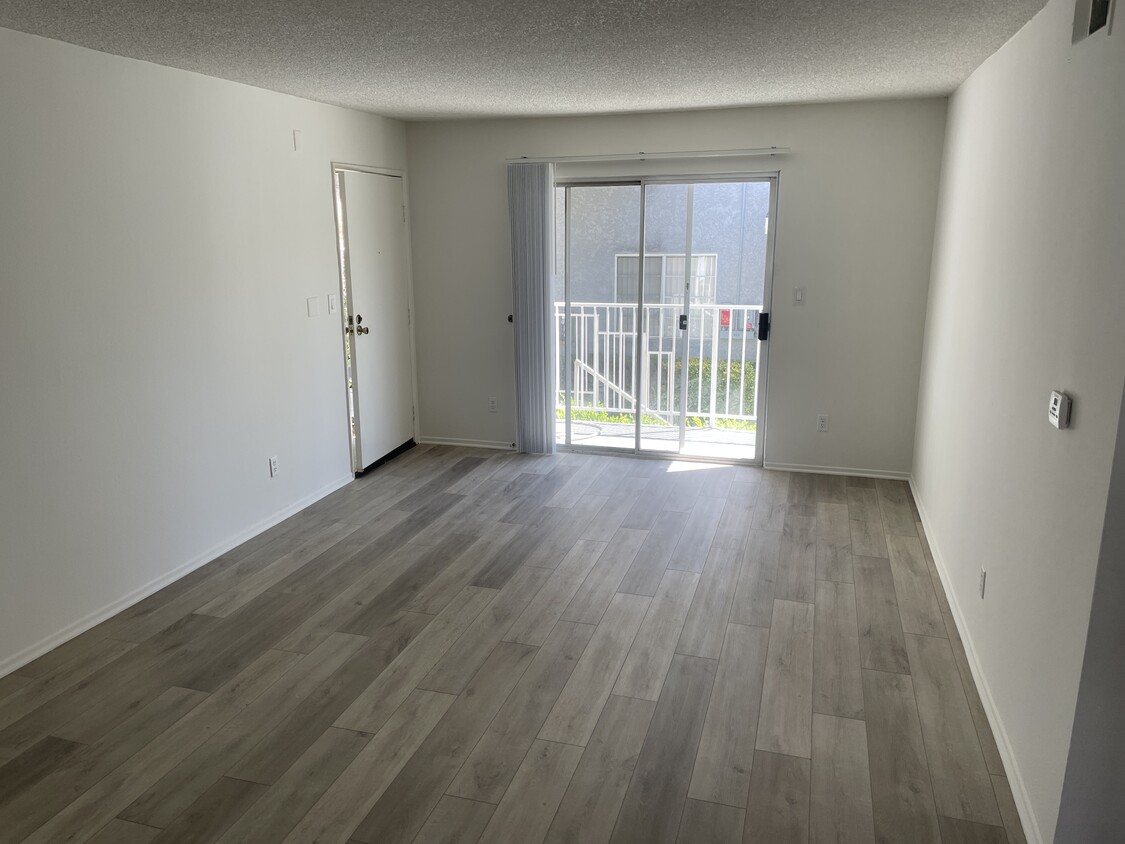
[610,653,718,844]
[120,631,368,828]
[776,513,817,604]
[349,641,537,844]
[228,621,425,785]
[756,600,815,759]
[676,545,744,659]
[0,686,207,841]
[815,474,849,505]
[944,612,1005,776]
[88,819,161,844]
[0,448,1021,844]
[937,815,1010,844]
[544,694,657,844]
[477,739,583,844]
[413,795,496,844]
[449,620,594,804]
[876,480,917,537]
[744,750,811,844]
[20,649,301,844]
[333,586,496,734]
[862,668,941,844]
[816,502,854,583]
[752,471,791,532]
[688,622,769,807]
[904,634,1001,826]
[539,592,650,746]
[990,776,1027,844]
[614,569,699,701]
[810,714,875,844]
[846,487,880,523]
[151,775,267,844]
[729,529,781,628]
[813,580,864,720]
[667,497,726,573]
[887,534,946,639]
[617,511,689,596]
[853,556,910,675]
[504,539,607,646]
[677,798,745,843]
[216,726,372,843]
[562,528,648,624]
[582,489,643,543]
[0,735,82,807]
[281,688,454,843]
[420,565,553,695]
[849,517,888,559]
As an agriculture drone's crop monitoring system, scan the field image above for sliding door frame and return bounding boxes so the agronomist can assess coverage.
[556,171,780,467]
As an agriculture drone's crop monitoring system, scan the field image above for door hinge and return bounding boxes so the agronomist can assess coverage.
[402,205,407,223]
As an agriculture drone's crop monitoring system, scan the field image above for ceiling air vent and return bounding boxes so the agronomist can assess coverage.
[1073,0,1116,42]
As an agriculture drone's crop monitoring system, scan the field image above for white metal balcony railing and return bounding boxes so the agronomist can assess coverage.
[555,302,763,428]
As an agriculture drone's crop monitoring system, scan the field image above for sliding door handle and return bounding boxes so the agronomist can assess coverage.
[678,314,688,331]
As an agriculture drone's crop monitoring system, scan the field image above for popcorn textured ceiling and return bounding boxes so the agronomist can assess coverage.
[0,1,1046,120]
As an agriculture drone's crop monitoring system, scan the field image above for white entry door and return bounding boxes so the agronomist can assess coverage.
[335,168,415,473]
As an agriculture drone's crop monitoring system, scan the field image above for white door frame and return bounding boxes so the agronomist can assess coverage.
[330,162,421,474]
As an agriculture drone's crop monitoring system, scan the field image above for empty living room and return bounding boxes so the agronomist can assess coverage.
[0,1,1121,842]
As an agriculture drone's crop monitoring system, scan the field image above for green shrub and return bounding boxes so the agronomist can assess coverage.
[650,358,755,416]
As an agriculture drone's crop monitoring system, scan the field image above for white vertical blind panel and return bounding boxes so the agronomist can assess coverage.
[508,162,556,454]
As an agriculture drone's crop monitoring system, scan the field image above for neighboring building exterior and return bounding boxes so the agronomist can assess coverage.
[554,181,771,307]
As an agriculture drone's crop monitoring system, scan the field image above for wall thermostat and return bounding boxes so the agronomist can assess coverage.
[1049,390,1072,429]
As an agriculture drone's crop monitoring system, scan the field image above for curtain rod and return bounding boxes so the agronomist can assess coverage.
[506,146,790,164]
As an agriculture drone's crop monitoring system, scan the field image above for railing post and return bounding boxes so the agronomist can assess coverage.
[709,307,719,427]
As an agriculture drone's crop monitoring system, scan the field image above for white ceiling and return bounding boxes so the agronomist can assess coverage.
[0,1,1046,120]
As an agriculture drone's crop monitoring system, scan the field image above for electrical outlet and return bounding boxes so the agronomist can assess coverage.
[488,396,498,413]
[979,568,987,599]
[269,456,279,478]
[816,414,829,432]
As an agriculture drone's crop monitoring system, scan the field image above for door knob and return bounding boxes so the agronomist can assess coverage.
[357,326,369,335]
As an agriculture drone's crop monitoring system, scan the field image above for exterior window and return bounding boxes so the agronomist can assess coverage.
[614,254,718,305]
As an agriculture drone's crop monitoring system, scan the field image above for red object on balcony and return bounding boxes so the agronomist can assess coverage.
[720,309,730,327]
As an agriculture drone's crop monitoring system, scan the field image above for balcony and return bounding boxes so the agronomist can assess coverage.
[555,302,762,459]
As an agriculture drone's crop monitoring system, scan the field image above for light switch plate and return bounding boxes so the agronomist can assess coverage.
[306,296,320,318]
[793,287,806,306]
[328,294,338,314]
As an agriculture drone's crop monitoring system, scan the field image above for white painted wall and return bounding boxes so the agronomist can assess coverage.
[406,100,947,471]
[0,28,406,673]
[1055,377,1125,843]
[912,1,1125,841]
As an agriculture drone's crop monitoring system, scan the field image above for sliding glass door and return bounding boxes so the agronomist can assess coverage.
[556,177,776,464]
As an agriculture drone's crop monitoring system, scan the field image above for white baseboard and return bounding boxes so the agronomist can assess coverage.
[417,436,516,451]
[763,461,911,480]
[909,477,1044,844]
[0,474,353,679]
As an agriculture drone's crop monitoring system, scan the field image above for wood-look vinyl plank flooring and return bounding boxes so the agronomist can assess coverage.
[0,446,1023,844]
